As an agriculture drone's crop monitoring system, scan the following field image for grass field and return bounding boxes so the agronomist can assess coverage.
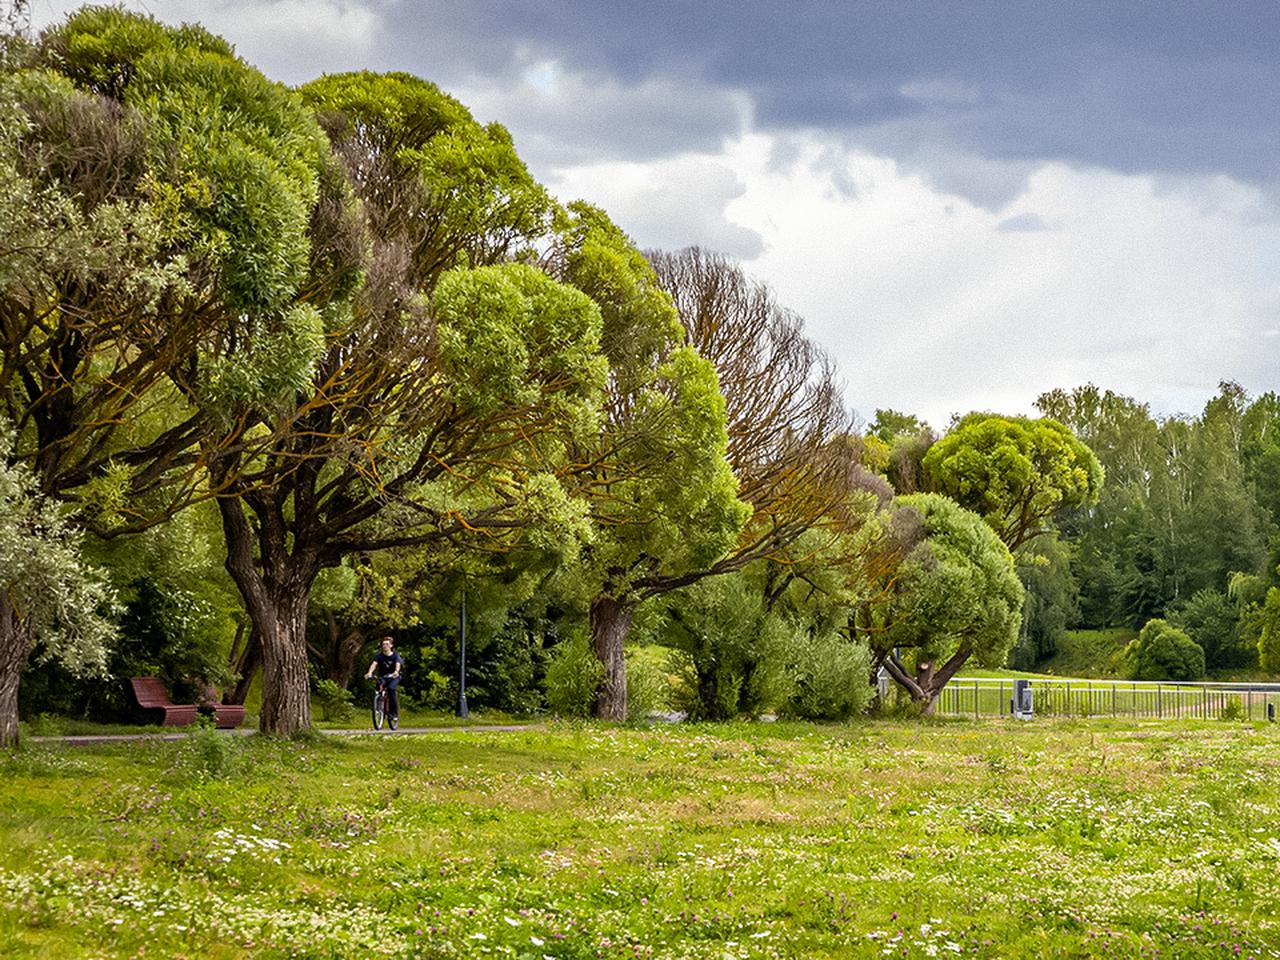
[4,718,1280,959]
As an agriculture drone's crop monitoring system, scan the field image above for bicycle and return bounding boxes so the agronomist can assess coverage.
[371,676,399,731]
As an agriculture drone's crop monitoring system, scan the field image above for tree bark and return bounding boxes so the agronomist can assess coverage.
[590,595,633,722]
[315,611,364,687]
[215,493,318,735]
[0,589,34,749]
[881,644,973,717]
[257,594,312,734]
[227,626,261,706]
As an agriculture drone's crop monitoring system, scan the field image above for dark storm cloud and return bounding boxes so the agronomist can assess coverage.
[389,0,1280,193]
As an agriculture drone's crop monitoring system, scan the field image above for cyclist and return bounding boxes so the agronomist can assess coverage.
[364,636,403,725]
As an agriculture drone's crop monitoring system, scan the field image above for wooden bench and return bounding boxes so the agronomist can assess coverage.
[127,677,199,727]
[198,685,246,729]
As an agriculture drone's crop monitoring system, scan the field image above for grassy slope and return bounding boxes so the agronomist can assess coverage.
[1037,628,1136,679]
[3,719,1279,958]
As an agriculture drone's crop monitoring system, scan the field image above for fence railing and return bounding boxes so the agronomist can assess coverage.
[934,678,1280,721]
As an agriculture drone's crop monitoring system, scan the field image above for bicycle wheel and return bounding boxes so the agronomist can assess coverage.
[388,704,399,731]
[372,688,385,730]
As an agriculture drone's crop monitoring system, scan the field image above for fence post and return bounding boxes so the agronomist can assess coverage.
[974,680,979,719]
[1157,683,1162,719]
[1111,683,1116,717]
[1000,680,1005,716]
[1248,689,1253,721]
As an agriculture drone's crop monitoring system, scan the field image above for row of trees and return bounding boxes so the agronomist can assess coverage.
[0,7,1132,746]
[1023,383,1280,674]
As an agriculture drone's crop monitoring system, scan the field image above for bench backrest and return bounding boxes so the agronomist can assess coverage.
[129,676,176,708]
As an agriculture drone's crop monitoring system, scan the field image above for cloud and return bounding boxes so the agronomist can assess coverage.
[32,0,388,82]
[996,213,1056,233]
[447,62,749,170]
[549,155,765,259]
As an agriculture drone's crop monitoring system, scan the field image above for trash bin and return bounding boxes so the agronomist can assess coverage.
[1012,679,1034,720]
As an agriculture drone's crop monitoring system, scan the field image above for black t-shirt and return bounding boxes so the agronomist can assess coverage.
[372,651,403,677]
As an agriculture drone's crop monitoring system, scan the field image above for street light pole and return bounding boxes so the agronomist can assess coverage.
[457,583,468,719]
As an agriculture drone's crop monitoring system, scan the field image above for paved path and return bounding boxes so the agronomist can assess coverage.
[30,723,542,746]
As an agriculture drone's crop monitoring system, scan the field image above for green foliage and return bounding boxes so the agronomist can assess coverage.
[544,633,603,718]
[923,413,1103,550]
[1039,384,1276,631]
[623,646,670,721]
[431,262,606,421]
[1258,588,1280,675]
[780,632,873,721]
[170,718,239,780]
[1170,588,1254,671]
[312,678,353,722]
[0,421,116,676]
[659,574,795,721]
[1009,535,1079,669]
[41,7,327,313]
[299,70,551,267]
[550,204,749,597]
[1124,618,1206,681]
[878,493,1024,671]
[1037,628,1134,678]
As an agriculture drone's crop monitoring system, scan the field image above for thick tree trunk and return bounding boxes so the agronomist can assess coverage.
[590,595,633,722]
[0,589,34,749]
[215,494,318,736]
[257,594,312,734]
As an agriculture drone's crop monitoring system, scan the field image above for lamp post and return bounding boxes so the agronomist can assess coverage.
[457,583,468,719]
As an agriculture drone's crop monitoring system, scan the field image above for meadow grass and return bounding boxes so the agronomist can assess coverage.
[3,718,1279,958]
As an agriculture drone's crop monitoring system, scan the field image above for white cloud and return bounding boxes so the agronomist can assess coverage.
[31,0,386,83]
[548,155,765,259]
[549,133,1280,426]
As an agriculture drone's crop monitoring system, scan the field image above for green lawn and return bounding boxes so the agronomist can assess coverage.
[3,718,1279,958]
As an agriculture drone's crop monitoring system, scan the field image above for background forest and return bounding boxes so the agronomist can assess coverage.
[3,8,1279,747]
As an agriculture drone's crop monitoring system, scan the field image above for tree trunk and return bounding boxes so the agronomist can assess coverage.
[226,623,261,705]
[0,589,34,749]
[257,593,312,734]
[228,631,261,705]
[215,494,318,736]
[881,646,972,718]
[318,611,364,688]
[590,595,633,721]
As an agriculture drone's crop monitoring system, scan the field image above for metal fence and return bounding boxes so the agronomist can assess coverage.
[934,678,1280,721]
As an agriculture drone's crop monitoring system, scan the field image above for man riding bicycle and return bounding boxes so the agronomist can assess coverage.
[364,636,403,724]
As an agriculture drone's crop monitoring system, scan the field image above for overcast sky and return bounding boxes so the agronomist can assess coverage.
[31,1,1280,427]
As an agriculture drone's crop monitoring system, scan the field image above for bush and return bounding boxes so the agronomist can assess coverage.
[544,633,603,718]
[1124,619,1206,681]
[661,578,794,720]
[624,647,671,721]
[172,718,239,780]
[1170,588,1255,671]
[312,678,354,722]
[780,633,874,721]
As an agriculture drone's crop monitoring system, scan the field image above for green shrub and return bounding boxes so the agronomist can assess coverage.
[313,678,354,722]
[1220,695,1245,722]
[1124,619,1206,681]
[624,647,671,721]
[661,577,794,720]
[172,718,239,780]
[1170,588,1255,670]
[544,633,603,718]
[781,633,874,721]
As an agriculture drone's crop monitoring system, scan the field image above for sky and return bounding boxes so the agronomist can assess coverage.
[30,0,1280,428]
